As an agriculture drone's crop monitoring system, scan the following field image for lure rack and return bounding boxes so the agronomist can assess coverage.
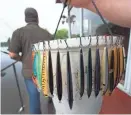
[32,35,126,109]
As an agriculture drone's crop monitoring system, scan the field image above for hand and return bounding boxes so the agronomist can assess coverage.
[60,0,91,8]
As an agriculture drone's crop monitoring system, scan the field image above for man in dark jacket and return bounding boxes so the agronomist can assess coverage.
[9,8,52,114]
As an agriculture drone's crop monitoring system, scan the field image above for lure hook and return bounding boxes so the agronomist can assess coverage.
[48,41,51,49]
[57,40,59,50]
[43,41,46,51]
[31,44,37,52]
[105,35,107,46]
[64,39,68,48]
[79,37,82,48]
[37,40,43,50]
[88,35,92,46]
[96,35,99,47]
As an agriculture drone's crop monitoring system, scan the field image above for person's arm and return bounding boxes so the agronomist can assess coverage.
[67,0,131,28]
[9,29,22,61]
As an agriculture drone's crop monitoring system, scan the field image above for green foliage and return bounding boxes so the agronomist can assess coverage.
[55,29,68,39]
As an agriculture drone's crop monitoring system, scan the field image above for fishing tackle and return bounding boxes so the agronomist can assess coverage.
[66,50,73,109]
[87,47,92,98]
[113,47,118,88]
[56,50,63,101]
[122,46,126,80]
[32,51,38,88]
[41,51,49,97]
[80,48,85,98]
[48,49,54,95]
[37,50,42,89]
[101,47,109,95]
[109,49,114,94]
[114,48,120,88]
[119,47,124,81]
[104,47,109,94]
[94,48,101,97]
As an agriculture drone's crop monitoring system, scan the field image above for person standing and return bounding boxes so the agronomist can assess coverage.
[9,8,52,114]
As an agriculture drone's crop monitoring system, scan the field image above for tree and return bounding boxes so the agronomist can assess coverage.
[55,29,68,39]
[62,15,76,24]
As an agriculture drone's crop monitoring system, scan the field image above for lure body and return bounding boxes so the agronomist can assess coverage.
[41,51,49,97]
[66,51,73,109]
[37,51,42,89]
[104,47,109,94]
[80,49,84,98]
[101,47,108,95]
[114,48,120,87]
[56,51,63,101]
[109,49,114,93]
[32,51,39,88]
[48,50,54,95]
[113,47,118,88]
[119,47,124,80]
[122,47,126,80]
[87,48,92,98]
[94,48,100,97]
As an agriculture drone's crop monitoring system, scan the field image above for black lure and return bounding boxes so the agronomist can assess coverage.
[48,50,54,95]
[87,48,92,98]
[115,48,120,87]
[109,49,114,93]
[56,51,63,101]
[94,48,101,97]
[66,51,73,109]
[80,48,85,98]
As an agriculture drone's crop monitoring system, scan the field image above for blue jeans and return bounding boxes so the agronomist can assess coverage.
[24,79,41,114]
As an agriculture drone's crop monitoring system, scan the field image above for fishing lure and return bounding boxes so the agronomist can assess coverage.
[101,47,109,95]
[122,47,126,80]
[113,47,118,88]
[119,47,124,80]
[87,48,92,98]
[41,51,49,97]
[104,47,109,94]
[32,51,38,88]
[56,51,63,101]
[80,48,84,98]
[94,48,100,97]
[32,51,41,90]
[114,48,120,87]
[66,51,73,109]
[105,48,112,96]
[37,51,42,89]
[109,49,114,94]
[48,50,54,95]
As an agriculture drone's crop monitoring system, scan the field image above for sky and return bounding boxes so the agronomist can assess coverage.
[0,0,107,42]
[0,0,68,42]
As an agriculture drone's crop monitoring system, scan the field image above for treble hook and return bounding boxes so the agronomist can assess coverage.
[43,41,46,50]
[32,44,37,52]
[79,37,82,47]
[96,35,99,47]
[37,40,43,50]
[115,36,119,46]
[120,35,124,46]
[48,41,51,49]
[57,39,59,49]
[105,35,107,46]
[88,35,92,46]
[64,39,68,48]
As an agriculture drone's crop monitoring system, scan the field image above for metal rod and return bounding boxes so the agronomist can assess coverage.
[1,61,18,72]
[12,64,24,113]
[53,5,67,40]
